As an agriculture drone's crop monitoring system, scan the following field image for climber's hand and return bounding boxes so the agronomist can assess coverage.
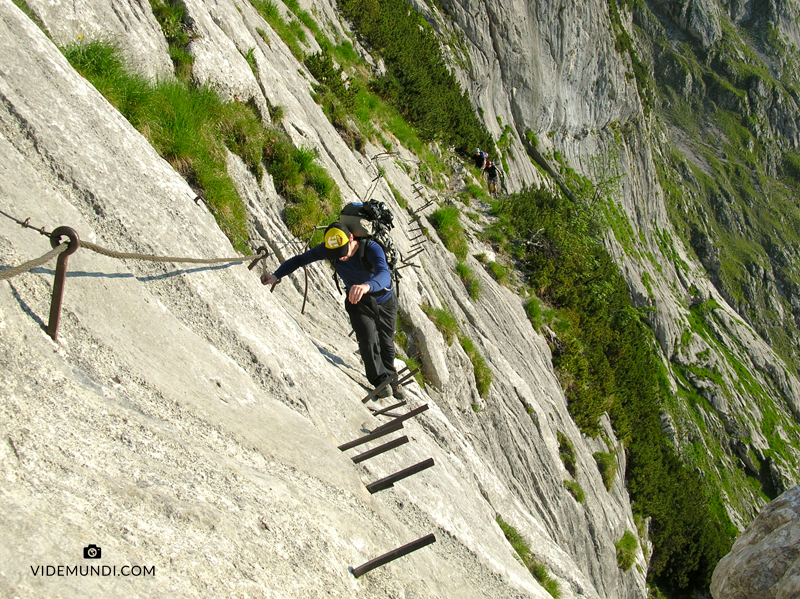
[262,273,280,286]
[347,283,370,304]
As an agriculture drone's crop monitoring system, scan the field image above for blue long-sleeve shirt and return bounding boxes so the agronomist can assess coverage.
[274,240,393,304]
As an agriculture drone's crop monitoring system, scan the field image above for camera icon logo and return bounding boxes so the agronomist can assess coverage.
[83,544,102,559]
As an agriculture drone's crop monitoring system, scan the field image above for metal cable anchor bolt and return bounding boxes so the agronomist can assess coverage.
[46,226,80,342]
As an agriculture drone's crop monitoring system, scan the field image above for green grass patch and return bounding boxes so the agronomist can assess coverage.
[429,206,468,260]
[615,530,638,571]
[459,333,492,397]
[421,304,459,345]
[63,41,252,248]
[593,450,617,491]
[456,262,481,300]
[563,479,585,503]
[465,183,490,203]
[149,0,194,80]
[395,311,426,387]
[62,40,341,247]
[251,0,306,60]
[525,297,543,330]
[496,516,561,598]
[557,431,577,477]
[487,260,511,287]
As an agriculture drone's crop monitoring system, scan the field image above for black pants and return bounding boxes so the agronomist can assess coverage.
[345,291,397,387]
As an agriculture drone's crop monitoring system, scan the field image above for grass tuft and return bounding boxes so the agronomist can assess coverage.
[496,516,561,598]
[615,530,638,571]
[429,206,468,261]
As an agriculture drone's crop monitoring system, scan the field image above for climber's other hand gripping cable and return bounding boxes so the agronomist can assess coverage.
[261,272,280,286]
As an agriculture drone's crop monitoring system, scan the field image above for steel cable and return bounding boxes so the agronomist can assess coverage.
[0,244,69,281]
[78,239,262,265]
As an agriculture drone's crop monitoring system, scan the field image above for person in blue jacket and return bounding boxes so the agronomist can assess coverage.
[261,222,403,399]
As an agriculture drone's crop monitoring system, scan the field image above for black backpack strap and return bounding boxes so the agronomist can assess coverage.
[330,258,343,295]
[358,238,374,273]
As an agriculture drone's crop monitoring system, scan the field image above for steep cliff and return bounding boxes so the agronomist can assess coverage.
[431,0,800,525]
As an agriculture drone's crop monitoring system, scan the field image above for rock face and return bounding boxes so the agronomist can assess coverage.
[437,0,800,525]
[711,485,800,599]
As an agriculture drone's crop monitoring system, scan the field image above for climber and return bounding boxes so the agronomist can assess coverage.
[485,160,500,195]
[261,222,404,399]
[472,148,487,171]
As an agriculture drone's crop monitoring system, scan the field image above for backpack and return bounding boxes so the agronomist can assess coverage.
[336,199,401,295]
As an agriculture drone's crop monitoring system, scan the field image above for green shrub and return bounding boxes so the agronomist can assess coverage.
[304,48,365,150]
[338,0,493,155]
[429,206,468,260]
[496,516,560,598]
[615,530,638,571]
[493,185,734,593]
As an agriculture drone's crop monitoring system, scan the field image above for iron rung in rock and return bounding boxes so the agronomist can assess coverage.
[369,400,407,416]
[338,420,403,452]
[366,458,435,493]
[369,404,428,436]
[350,534,436,578]
[351,436,409,464]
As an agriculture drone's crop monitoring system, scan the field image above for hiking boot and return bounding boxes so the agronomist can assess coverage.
[391,379,406,399]
[376,385,393,399]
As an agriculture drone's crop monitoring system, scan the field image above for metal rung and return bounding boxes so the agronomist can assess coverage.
[338,420,403,452]
[369,400,407,416]
[366,458,435,493]
[350,534,436,578]
[395,368,419,388]
[369,404,428,436]
[402,249,425,262]
[396,262,420,270]
[351,436,409,464]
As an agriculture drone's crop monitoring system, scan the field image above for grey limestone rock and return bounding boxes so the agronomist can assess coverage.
[712,485,800,599]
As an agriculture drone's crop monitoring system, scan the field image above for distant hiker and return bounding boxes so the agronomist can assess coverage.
[262,222,404,399]
[485,160,500,195]
[472,148,487,171]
